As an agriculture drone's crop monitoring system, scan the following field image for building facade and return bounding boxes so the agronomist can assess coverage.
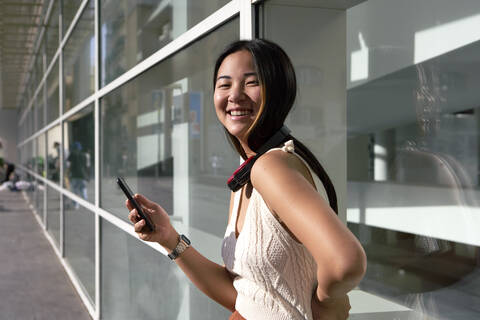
[12,0,480,319]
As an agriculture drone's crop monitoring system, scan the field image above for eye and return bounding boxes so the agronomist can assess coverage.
[246,80,259,86]
[216,82,230,89]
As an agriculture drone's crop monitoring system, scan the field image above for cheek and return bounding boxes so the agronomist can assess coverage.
[213,92,227,115]
[251,89,262,110]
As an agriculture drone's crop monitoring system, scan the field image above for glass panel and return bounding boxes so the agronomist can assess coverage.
[261,1,347,213]
[47,185,61,246]
[35,96,45,133]
[101,19,239,240]
[34,48,44,91]
[35,176,44,218]
[64,196,95,303]
[100,0,230,86]
[64,105,95,204]
[347,1,480,318]
[47,59,60,124]
[101,219,230,320]
[47,125,62,184]
[36,134,45,176]
[63,0,95,112]
[63,0,83,35]
[46,0,60,66]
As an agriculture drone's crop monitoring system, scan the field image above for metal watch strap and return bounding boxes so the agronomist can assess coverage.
[168,234,191,260]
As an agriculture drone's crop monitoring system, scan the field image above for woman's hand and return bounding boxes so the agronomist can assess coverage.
[126,194,178,250]
[311,293,351,320]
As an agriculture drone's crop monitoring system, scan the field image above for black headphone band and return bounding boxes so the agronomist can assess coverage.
[227,126,291,192]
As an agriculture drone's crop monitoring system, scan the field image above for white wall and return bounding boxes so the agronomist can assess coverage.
[0,108,18,163]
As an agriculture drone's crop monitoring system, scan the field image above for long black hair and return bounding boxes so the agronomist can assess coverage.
[213,39,338,214]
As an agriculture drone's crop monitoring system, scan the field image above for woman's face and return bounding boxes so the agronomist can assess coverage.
[214,50,262,142]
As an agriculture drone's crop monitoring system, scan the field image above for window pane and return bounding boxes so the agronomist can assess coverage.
[100,219,230,320]
[347,1,480,318]
[64,197,95,303]
[36,134,45,176]
[63,0,83,35]
[64,105,95,204]
[100,19,239,242]
[261,1,347,214]
[100,0,230,86]
[47,125,62,184]
[47,185,61,247]
[47,59,60,124]
[63,0,95,112]
[46,0,60,65]
[34,177,44,219]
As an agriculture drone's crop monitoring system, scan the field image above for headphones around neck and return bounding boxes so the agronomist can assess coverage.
[227,126,291,192]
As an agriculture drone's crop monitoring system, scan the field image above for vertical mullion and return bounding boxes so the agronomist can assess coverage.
[94,0,101,317]
[59,0,65,258]
[240,0,253,40]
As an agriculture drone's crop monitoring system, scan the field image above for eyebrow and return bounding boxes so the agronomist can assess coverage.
[216,72,258,81]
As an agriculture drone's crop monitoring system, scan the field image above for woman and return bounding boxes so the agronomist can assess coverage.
[127,39,366,319]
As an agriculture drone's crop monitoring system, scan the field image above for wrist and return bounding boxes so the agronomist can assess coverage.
[162,229,180,253]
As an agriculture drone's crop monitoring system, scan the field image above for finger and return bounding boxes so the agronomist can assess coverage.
[134,194,157,209]
[125,199,133,211]
[134,219,146,233]
[128,210,140,223]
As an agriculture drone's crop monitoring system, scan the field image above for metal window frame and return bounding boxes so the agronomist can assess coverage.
[17,0,255,319]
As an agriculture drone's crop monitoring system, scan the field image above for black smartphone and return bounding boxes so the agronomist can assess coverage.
[116,176,155,232]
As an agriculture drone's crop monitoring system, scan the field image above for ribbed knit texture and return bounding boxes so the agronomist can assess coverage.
[221,141,327,320]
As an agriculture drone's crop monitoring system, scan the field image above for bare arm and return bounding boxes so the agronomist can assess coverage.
[127,194,237,311]
[250,150,367,301]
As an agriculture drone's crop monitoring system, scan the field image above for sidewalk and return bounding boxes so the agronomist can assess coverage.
[0,190,91,320]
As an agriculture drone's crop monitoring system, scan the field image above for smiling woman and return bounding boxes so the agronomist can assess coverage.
[127,39,366,320]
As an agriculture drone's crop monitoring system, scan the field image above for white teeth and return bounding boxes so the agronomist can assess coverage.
[230,110,250,116]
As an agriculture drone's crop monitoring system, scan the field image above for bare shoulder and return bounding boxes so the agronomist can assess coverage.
[251,149,312,190]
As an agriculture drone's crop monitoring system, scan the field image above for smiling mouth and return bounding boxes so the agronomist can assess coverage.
[228,110,252,116]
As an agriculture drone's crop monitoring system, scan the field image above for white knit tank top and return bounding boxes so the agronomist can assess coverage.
[221,140,328,320]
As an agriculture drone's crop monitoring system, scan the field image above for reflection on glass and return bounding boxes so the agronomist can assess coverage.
[346,6,480,318]
[63,0,83,35]
[64,196,95,303]
[47,60,59,124]
[46,0,60,65]
[36,135,45,176]
[101,219,230,320]
[47,185,61,247]
[64,105,95,204]
[34,48,43,91]
[101,20,239,243]
[35,177,44,219]
[47,125,62,184]
[35,97,44,133]
[63,0,95,112]
[99,0,230,86]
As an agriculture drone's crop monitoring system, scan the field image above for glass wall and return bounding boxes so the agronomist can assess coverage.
[22,0,480,319]
[100,20,239,235]
[64,105,95,204]
[46,0,60,66]
[99,0,230,85]
[47,60,60,123]
[346,0,480,319]
[63,0,95,112]
[64,196,95,303]
[47,125,62,184]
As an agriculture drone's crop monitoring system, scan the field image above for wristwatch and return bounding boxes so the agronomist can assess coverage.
[168,234,191,260]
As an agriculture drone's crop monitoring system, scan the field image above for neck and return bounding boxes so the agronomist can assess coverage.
[238,138,256,158]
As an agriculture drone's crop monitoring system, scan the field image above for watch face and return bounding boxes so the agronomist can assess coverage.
[180,234,191,245]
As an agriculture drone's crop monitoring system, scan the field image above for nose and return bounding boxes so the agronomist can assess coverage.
[228,83,245,103]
